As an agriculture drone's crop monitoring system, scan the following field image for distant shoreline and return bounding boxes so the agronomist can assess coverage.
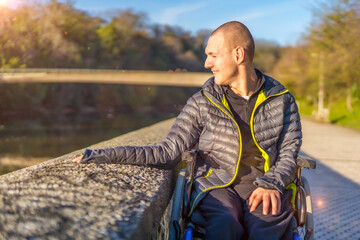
[0,70,212,86]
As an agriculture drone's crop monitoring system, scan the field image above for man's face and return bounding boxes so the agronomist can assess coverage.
[204,32,238,86]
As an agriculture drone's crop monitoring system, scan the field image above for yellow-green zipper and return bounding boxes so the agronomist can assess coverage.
[249,89,289,172]
[188,88,289,216]
[188,92,242,216]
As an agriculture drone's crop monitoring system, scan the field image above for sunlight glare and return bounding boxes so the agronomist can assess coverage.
[317,200,324,207]
[0,0,21,8]
[0,0,9,6]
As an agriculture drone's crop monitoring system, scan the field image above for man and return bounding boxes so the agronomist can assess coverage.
[74,21,301,240]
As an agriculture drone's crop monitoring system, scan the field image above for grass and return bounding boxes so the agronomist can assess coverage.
[329,99,360,129]
[297,98,360,130]
[297,99,315,117]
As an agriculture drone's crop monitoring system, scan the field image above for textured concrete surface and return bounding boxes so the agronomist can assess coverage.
[300,117,360,240]
[0,119,176,240]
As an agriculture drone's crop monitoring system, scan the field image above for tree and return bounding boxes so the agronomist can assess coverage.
[307,0,360,112]
[96,9,151,69]
[0,5,37,68]
[0,0,103,68]
[148,24,204,71]
[253,39,282,74]
[0,1,208,71]
[272,45,315,97]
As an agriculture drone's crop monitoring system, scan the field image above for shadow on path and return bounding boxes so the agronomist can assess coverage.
[301,151,360,240]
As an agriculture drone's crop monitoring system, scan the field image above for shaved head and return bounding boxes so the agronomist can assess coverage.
[211,21,255,63]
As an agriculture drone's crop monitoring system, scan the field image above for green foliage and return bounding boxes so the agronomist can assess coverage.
[271,0,360,128]
[297,97,360,129]
[0,1,209,71]
[0,57,26,68]
[296,99,315,117]
[253,39,282,74]
[95,10,150,69]
[329,98,360,129]
[307,0,360,99]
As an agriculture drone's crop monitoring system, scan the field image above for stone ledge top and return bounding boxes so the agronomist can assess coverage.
[0,118,176,240]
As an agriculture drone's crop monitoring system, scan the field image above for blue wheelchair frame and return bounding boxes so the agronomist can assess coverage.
[169,150,316,240]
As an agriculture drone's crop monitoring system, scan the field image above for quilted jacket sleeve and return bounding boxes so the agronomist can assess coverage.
[80,95,203,169]
[254,94,302,193]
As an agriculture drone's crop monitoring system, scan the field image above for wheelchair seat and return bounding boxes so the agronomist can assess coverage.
[169,150,316,240]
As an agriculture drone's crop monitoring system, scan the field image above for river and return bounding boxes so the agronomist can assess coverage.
[0,83,200,175]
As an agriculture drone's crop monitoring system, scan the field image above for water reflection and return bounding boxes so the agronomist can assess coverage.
[0,83,200,175]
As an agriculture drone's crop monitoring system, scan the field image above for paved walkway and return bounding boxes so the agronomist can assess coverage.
[300,118,360,240]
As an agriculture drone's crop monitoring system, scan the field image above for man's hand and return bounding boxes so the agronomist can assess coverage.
[73,155,83,164]
[249,187,281,215]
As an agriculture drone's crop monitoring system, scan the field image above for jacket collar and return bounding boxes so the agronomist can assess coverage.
[262,74,287,98]
[202,76,224,101]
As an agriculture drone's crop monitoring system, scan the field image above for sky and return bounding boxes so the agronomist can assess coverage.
[1,0,321,46]
[71,0,320,46]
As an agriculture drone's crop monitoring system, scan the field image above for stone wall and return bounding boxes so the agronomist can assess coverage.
[0,118,176,239]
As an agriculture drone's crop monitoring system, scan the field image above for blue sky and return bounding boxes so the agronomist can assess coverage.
[3,0,320,46]
[70,0,320,46]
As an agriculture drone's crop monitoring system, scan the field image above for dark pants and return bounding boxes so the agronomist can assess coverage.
[196,187,294,240]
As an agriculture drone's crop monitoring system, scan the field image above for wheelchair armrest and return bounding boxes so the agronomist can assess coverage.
[182,150,198,162]
[296,153,316,169]
[182,150,198,181]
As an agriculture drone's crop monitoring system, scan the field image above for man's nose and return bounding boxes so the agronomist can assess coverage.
[204,57,212,69]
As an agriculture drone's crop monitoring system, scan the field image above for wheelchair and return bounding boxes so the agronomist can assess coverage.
[169,150,316,240]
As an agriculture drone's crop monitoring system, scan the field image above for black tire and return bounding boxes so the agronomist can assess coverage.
[169,169,187,240]
[301,176,314,240]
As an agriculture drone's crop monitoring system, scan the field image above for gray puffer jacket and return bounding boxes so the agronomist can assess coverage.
[81,74,302,214]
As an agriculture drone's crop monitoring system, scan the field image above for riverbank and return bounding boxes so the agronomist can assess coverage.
[0,70,211,86]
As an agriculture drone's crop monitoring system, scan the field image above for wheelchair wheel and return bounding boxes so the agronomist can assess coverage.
[296,176,314,240]
[169,169,187,240]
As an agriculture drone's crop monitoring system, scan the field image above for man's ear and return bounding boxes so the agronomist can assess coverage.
[234,46,245,64]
